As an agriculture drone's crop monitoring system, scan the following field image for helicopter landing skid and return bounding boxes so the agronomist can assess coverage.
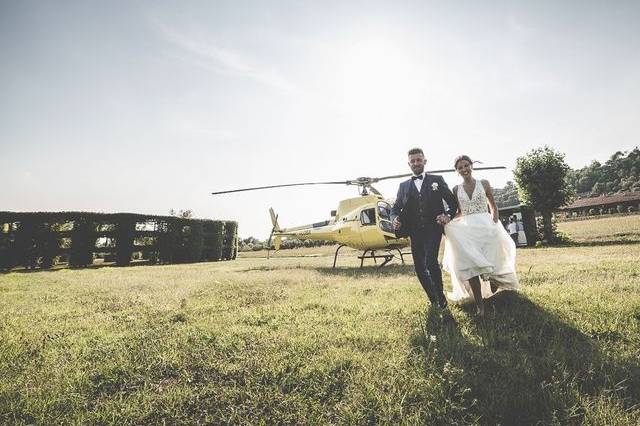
[332,244,347,268]
[359,250,393,268]
[332,245,407,268]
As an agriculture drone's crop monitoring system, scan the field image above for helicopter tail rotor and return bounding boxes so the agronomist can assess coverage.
[267,208,282,252]
[269,208,281,232]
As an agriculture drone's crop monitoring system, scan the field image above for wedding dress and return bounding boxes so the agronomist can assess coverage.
[443,180,520,302]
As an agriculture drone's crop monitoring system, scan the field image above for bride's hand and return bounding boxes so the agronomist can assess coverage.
[436,214,451,225]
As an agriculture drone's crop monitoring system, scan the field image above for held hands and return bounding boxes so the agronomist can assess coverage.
[436,214,451,226]
[394,215,451,228]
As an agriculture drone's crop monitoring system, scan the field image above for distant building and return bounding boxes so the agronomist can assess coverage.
[559,191,640,217]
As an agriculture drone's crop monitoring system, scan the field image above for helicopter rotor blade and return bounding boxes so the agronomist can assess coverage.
[428,166,507,174]
[374,173,412,182]
[211,181,348,195]
[211,166,508,195]
[375,166,507,182]
[432,166,507,173]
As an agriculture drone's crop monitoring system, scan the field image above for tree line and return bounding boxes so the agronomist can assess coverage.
[567,147,640,196]
[493,147,639,209]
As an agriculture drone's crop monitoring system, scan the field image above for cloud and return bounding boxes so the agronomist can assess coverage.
[151,19,295,92]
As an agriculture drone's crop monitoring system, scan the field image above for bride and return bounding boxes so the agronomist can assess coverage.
[442,155,520,315]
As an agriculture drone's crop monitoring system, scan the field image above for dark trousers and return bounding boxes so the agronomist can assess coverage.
[410,228,445,304]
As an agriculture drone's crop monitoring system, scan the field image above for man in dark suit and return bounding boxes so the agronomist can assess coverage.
[391,148,459,308]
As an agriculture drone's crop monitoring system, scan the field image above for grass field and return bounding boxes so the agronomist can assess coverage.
[557,214,640,244]
[1,216,639,424]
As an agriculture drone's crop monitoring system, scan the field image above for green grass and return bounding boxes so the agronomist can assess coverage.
[1,218,639,424]
[558,214,640,244]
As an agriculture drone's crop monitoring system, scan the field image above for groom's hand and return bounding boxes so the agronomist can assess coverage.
[393,217,401,230]
[436,214,451,225]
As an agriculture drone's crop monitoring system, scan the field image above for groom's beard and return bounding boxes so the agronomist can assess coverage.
[411,166,425,175]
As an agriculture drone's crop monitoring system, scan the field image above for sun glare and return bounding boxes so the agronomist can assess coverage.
[338,40,419,120]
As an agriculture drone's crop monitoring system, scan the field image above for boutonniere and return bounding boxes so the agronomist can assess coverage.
[431,182,439,191]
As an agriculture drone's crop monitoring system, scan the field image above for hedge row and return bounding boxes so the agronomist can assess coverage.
[0,211,238,271]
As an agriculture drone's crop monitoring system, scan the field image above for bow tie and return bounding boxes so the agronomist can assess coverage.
[412,175,423,181]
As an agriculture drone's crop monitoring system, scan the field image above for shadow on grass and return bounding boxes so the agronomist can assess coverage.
[313,263,416,277]
[411,291,640,424]
[237,263,417,276]
[1,260,158,274]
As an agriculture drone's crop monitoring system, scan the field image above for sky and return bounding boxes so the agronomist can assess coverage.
[1,0,639,238]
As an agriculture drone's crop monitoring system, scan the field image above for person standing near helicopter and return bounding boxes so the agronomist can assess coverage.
[391,148,459,308]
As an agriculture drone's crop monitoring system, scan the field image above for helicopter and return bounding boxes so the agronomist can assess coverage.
[211,167,505,267]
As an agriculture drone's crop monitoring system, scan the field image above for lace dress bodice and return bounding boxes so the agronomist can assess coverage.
[457,180,489,215]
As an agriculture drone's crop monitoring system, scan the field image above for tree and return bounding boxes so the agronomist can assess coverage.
[492,181,520,208]
[591,182,605,196]
[514,146,575,243]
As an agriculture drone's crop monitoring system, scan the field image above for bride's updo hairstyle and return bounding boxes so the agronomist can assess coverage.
[454,155,474,169]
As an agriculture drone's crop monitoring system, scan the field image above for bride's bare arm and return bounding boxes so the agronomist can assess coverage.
[451,185,462,218]
[481,180,499,222]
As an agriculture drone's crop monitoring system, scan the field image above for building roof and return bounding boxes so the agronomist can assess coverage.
[560,191,640,210]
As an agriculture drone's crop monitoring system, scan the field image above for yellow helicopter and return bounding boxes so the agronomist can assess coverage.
[211,167,505,267]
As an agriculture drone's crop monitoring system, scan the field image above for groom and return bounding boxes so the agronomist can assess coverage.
[391,148,459,308]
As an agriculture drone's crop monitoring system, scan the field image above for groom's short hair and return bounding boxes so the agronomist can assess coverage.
[408,148,424,156]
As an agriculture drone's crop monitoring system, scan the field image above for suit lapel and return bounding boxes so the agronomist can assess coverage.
[420,174,431,197]
[407,178,418,196]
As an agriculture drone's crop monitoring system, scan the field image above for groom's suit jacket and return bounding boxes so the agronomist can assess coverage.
[391,174,458,238]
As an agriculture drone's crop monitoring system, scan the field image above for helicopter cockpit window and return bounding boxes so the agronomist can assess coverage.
[360,208,376,226]
[378,202,392,220]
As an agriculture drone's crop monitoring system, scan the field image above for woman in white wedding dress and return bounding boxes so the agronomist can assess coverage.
[443,155,520,315]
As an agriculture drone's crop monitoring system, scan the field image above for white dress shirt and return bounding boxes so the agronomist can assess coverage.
[413,172,425,192]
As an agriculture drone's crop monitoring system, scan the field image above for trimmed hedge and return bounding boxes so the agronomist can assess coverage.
[69,217,96,267]
[187,221,204,263]
[223,221,238,260]
[204,221,225,261]
[157,218,181,264]
[114,215,136,266]
[14,219,39,269]
[0,212,238,271]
